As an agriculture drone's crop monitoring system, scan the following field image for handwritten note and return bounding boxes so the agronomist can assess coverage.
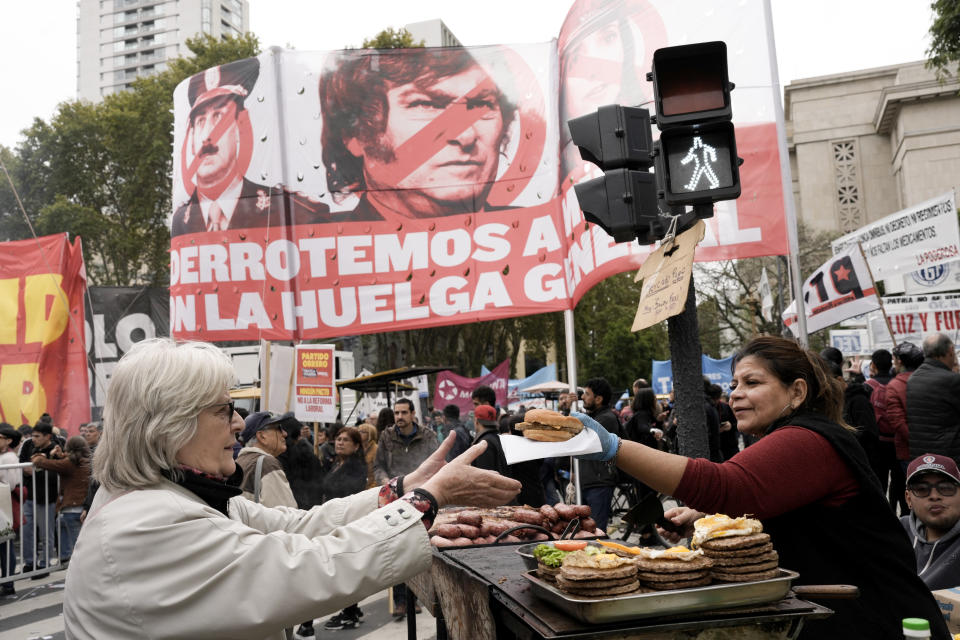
[632,220,706,332]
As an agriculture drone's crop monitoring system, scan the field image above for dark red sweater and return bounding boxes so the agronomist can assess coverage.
[674,426,859,518]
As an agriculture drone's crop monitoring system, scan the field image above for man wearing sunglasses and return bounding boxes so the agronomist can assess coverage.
[901,453,960,589]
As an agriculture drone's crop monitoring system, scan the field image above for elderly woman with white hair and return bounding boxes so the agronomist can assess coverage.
[63,339,520,639]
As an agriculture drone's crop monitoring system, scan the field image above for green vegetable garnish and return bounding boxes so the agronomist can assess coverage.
[532,543,601,567]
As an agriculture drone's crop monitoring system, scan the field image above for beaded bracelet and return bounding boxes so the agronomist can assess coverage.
[611,436,624,463]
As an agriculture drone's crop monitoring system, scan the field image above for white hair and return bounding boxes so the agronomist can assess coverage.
[94,338,237,491]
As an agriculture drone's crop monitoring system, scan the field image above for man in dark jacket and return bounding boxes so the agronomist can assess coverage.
[887,342,924,514]
[470,405,510,477]
[580,378,620,532]
[708,384,739,460]
[900,453,960,590]
[907,333,960,464]
[443,404,472,462]
[19,422,59,575]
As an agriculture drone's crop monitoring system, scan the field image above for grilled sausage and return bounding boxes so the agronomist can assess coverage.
[437,524,462,539]
[457,511,483,527]
[458,524,480,539]
[513,509,543,525]
[574,505,592,517]
[554,503,577,520]
[481,521,509,537]
[431,536,454,547]
[539,504,559,523]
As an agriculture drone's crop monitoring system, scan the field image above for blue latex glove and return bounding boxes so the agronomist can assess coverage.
[570,411,619,461]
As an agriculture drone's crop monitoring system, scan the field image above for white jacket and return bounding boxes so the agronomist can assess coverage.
[63,480,432,639]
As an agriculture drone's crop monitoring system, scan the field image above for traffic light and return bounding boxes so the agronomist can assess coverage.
[567,105,664,244]
[648,41,741,208]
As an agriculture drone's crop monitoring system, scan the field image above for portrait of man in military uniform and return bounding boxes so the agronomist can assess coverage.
[171,57,327,236]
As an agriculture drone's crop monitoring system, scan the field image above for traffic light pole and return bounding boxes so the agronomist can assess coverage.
[667,279,709,459]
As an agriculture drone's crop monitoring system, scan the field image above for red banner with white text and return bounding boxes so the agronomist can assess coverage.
[433,360,510,415]
[0,234,89,432]
[169,0,787,341]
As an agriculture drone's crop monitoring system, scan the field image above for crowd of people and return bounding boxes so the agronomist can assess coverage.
[4,332,960,637]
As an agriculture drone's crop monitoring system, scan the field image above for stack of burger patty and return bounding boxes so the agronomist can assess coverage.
[555,550,641,597]
[692,514,781,583]
[700,533,780,582]
[633,547,713,590]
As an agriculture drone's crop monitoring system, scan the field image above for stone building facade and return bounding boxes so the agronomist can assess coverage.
[785,61,960,234]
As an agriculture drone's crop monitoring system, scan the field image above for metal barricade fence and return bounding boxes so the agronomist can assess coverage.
[0,461,63,581]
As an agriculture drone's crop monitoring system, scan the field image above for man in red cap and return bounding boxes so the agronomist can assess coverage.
[172,57,327,236]
[901,453,960,589]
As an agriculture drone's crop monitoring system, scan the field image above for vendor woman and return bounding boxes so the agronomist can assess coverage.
[576,336,947,639]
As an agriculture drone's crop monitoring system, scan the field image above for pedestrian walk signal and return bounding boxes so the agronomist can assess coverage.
[648,41,741,207]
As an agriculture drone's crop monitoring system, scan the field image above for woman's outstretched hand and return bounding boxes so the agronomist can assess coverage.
[407,433,521,507]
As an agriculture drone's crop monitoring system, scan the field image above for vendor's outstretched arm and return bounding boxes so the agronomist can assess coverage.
[573,411,688,496]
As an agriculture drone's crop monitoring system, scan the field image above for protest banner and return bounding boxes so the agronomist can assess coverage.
[783,247,880,336]
[0,234,89,431]
[651,355,735,395]
[868,294,960,349]
[169,0,789,342]
[294,344,337,423]
[829,329,872,356]
[433,360,509,414]
[831,191,959,281]
[85,287,168,418]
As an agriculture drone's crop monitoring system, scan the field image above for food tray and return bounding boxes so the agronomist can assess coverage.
[523,568,799,624]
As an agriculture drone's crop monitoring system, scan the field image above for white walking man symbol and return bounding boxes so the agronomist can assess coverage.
[680,136,719,191]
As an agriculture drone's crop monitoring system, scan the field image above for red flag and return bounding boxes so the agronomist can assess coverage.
[0,234,89,433]
[433,359,510,415]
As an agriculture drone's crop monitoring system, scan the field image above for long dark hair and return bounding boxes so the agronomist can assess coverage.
[376,408,394,435]
[630,387,658,415]
[733,336,849,429]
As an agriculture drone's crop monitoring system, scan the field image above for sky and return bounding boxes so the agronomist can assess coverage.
[0,0,934,150]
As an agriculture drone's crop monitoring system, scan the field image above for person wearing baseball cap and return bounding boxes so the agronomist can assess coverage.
[235,411,296,508]
[171,57,327,236]
[901,453,960,589]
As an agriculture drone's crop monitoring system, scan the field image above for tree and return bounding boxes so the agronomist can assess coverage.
[0,33,261,285]
[694,222,841,354]
[360,27,425,50]
[927,0,960,79]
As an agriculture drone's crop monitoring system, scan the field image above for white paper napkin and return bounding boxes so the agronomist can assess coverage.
[499,428,602,465]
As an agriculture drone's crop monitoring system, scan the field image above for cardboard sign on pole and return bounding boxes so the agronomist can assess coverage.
[294,344,337,423]
[632,220,706,332]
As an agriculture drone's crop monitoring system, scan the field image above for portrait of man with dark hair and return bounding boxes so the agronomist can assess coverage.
[319,47,518,220]
[171,57,327,236]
